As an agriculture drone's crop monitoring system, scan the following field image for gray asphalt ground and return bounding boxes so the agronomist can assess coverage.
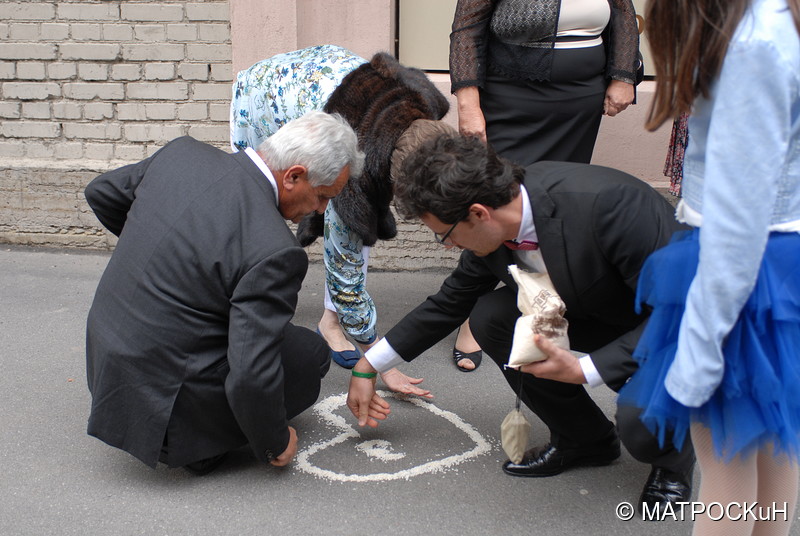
[2,245,798,536]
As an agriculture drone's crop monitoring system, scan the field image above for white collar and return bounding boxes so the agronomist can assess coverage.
[243,147,279,206]
[513,184,538,243]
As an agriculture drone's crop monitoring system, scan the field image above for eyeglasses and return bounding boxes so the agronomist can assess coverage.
[433,220,460,245]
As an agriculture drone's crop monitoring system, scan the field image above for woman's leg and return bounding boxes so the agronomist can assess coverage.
[691,423,758,535]
[751,446,798,536]
[454,319,482,370]
[317,203,377,362]
[320,280,354,352]
[319,245,371,351]
[690,425,799,536]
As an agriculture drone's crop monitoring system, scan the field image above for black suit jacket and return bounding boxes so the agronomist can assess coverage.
[85,137,307,467]
[385,161,684,391]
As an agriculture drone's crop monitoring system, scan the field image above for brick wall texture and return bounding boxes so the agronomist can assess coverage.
[0,0,235,249]
[0,0,458,269]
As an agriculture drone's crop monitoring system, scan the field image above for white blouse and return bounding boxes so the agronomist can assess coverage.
[556,0,610,49]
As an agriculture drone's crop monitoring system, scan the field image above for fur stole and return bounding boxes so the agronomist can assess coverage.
[296,52,449,247]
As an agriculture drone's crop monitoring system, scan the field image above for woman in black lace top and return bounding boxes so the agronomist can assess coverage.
[450,0,639,161]
[447,0,640,370]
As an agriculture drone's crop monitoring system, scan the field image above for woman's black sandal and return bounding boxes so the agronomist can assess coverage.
[453,348,483,372]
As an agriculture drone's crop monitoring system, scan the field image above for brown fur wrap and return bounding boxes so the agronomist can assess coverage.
[295,52,450,247]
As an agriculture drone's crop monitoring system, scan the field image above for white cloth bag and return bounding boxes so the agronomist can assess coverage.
[507,265,570,368]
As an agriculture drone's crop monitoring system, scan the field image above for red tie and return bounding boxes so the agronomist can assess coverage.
[504,240,539,251]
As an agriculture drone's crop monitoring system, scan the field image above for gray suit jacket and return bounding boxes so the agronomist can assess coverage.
[385,161,684,391]
[85,136,307,467]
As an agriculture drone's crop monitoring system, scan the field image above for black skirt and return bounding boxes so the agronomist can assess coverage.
[480,44,607,166]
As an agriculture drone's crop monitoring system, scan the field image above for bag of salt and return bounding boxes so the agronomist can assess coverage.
[507,264,569,368]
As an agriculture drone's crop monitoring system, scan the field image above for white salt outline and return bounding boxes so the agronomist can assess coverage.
[355,439,406,461]
[295,391,493,482]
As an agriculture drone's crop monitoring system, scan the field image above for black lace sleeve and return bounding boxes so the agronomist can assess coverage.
[449,0,497,93]
[606,0,640,84]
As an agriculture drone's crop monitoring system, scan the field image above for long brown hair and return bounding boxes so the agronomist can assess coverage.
[645,0,800,130]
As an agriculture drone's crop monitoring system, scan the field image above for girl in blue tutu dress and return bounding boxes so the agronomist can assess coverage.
[618,0,800,534]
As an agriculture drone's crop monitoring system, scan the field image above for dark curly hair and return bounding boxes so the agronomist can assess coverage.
[394,134,523,224]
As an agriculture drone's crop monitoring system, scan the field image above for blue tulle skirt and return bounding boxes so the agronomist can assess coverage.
[618,229,800,462]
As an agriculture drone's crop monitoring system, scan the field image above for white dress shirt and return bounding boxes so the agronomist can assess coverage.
[244,147,279,205]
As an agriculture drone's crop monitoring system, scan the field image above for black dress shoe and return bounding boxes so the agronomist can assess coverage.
[638,466,693,516]
[502,438,621,478]
[183,453,228,476]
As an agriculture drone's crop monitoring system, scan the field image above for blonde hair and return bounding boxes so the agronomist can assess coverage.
[390,119,458,182]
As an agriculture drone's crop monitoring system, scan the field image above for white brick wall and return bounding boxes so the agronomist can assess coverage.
[0,0,232,161]
[0,0,234,248]
[0,0,469,270]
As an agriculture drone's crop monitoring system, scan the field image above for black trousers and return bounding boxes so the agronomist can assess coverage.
[280,323,331,419]
[161,323,330,467]
[470,286,693,472]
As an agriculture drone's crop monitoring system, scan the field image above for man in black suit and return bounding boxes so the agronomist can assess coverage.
[85,111,363,475]
[347,133,694,511]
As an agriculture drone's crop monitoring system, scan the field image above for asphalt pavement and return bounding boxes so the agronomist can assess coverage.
[2,245,797,536]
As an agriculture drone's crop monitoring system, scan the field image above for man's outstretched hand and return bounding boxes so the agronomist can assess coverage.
[380,368,433,399]
[347,357,391,427]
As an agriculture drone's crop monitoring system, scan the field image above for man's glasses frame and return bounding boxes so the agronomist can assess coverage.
[433,220,460,245]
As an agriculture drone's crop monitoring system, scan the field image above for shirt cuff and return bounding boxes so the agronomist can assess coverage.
[579,355,604,387]
[664,365,716,408]
[364,338,406,374]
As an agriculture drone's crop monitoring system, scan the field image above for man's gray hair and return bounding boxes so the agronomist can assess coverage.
[258,111,364,186]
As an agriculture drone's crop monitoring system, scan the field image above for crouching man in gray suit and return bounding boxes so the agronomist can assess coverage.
[84,111,364,475]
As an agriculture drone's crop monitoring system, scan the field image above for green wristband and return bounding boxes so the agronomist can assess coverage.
[351,370,377,379]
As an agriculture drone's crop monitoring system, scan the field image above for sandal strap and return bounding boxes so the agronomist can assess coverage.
[453,349,483,371]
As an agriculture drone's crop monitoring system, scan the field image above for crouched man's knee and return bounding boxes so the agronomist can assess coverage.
[468,286,519,356]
